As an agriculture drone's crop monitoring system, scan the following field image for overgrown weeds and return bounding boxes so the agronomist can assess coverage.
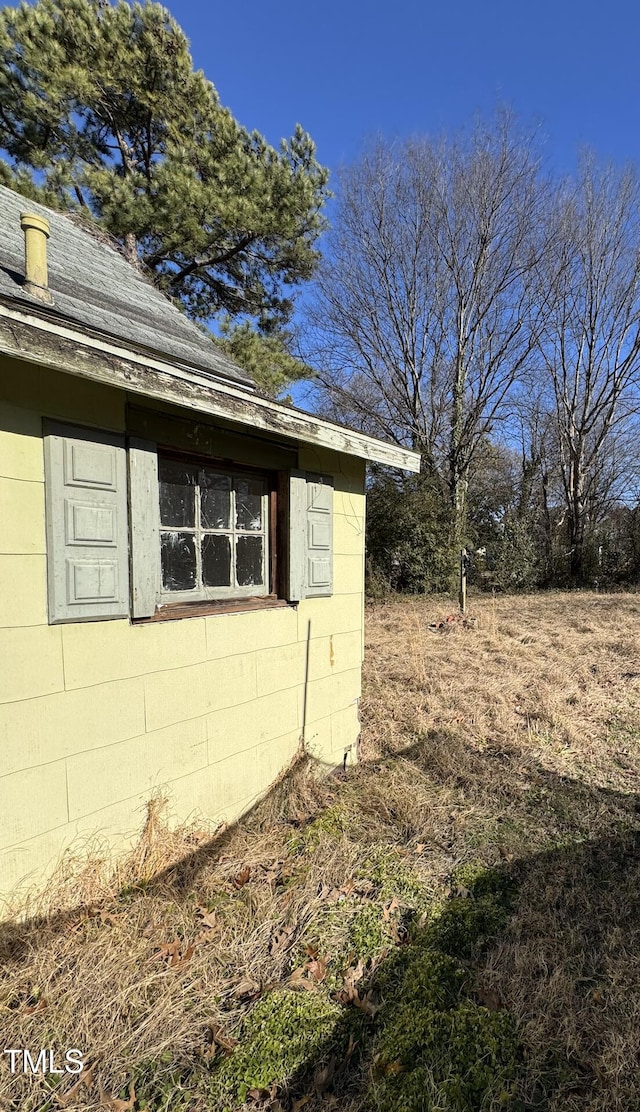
[1,592,640,1110]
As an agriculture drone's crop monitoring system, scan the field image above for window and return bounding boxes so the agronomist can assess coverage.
[158,457,270,601]
[43,421,334,623]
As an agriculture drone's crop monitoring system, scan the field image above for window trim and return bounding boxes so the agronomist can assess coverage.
[134,595,290,623]
[154,446,281,608]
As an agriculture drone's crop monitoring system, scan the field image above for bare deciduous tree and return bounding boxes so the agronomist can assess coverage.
[305,114,545,571]
[532,158,640,579]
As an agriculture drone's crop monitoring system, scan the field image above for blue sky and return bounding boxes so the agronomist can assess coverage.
[174,0,640,179]
[171,0,640,404]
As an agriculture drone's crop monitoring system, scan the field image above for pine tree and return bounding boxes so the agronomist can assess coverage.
[0,0,329,390]
[213,318,313,400]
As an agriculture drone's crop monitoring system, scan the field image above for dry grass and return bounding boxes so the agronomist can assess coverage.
[2,591,640,1111]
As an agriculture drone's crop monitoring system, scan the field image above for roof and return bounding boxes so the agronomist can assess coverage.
[0,185,421,473]
[0,185,255,390]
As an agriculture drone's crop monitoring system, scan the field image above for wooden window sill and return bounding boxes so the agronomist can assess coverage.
[133,596,293,623]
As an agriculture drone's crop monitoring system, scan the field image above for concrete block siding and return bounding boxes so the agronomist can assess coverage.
[0,369,365,899]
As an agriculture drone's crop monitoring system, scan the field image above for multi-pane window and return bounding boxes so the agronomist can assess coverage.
[158,457,269,600]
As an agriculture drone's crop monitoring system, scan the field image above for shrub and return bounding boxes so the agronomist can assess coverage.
[366,468,452,594]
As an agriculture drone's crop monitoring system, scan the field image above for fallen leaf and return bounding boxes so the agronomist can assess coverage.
[292,1096,313,1111]
[269,926,294,956]
[318,882,341,902]
[305,956,328,983]
[23,997,47,1014]
[352,989,379,1018]
[195,906,218,930]
[205,1021,238,1054]
[55,1065,95,1106]
[233,866,251,889]
[313,1055,336,1093]
[287,966,315,991]
[247,1087,270,1101]
[153,938,194,969]
[260,860,284,885]
[176,943,194,967]
[152,937,180,962]
[342,959,366,992]
[229,977,262,1000]
[382,897,400,922]
[99,1081,135,1111]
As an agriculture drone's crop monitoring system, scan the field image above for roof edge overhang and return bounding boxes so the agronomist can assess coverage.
[0,301,421,472]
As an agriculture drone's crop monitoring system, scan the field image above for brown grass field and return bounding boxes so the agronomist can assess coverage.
[2,591,640,1111]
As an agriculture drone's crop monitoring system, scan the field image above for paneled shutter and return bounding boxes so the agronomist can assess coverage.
[305,473,333,597]
[128,438,160,618]
[288,471,333,600]
[43,422,130,622]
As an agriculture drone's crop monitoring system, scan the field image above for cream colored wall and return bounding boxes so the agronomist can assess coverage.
[0,360,365,903]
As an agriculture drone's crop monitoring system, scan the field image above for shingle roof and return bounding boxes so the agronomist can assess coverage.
[0,184,255,390]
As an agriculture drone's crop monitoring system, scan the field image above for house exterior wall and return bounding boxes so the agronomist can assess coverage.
[0,357,365,902]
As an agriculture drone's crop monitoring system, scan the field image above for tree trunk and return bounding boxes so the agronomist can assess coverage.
[448,332,468,586]
[541,470,553,584]
[568,458,587,582]
[123,232,138,267]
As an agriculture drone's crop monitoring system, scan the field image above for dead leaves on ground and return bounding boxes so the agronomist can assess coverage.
[269,924,295,957]
[220,975,263,1002]
[98,1082,136,1111]
[233,865,252,889]
[58,1074,135,1112]
[195,905,218,931]
[199,1019,239,1062]
[334,957,379,1017]
[287,947,330,991]
[53,1065,95,1107]
[149,902,221,969]
[151,937,195,969]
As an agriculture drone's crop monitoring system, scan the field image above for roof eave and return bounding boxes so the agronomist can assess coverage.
[0,301,421,473]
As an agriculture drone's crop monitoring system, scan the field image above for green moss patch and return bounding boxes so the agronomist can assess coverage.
[213,989,344,1106]
[371,1002,522,1111]
[366,863,523,1110]
[358,846,429,907]
[348,902,395,960]
[423,862,517,960]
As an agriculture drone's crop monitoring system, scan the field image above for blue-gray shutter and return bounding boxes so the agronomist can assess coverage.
[305,473,333,597]
[288,471,333,600]
[128,438,160,618]
[43,422,130,622]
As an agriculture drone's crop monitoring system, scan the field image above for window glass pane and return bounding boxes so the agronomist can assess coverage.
[236,477,264,531]
[202,533,231,587]
[200,470,232,529]
[161,532,196,590]
[159,459,196,527]
[236,535,263,586]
